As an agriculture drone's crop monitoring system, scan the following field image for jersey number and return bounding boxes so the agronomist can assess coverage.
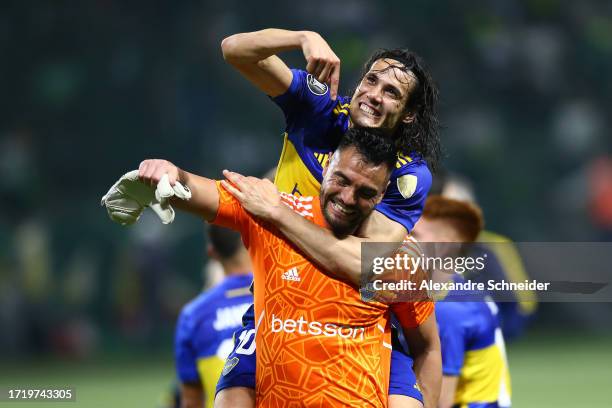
[235,329,256,355]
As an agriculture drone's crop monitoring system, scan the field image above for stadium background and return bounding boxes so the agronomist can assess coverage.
[1,1,611,406]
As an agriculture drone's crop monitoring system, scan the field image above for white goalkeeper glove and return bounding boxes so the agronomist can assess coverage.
[101,170,191,226]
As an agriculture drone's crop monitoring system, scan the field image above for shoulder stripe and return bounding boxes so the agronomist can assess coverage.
[313,152,330,166]
[333,102,350,116]
[395,153,414,169]
[280,193,314,218]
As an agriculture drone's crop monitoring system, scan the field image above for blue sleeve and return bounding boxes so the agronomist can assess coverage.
[174,309,200,383]
[271,69,339,148]
[376,161,432,233]
[272,69,332,115]
[437,306,466,376]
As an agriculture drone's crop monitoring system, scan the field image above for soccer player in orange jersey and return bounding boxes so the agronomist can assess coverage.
[131,128,440,407]
[218,28,442,408]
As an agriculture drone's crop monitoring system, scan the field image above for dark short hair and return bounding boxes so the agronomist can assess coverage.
[208,225,242,259]
[359,49,442,171]
[337,127,397,172]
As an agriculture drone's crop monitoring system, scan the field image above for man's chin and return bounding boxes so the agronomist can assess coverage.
[352,116,379,128]
[326,214,360,237]
[348,112,375,127]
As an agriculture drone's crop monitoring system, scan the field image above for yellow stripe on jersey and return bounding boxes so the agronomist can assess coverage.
[478,231,537,314]
[197,356,226,408]
[274,133,322,196]
[453,343,505,406]
[396,153,413,169]
[333,102,350,116]
[313,152,330,167]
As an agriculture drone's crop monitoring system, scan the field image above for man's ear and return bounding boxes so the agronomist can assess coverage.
[322,151,334,177]
[402,111,416,124]
[376,180,391,205]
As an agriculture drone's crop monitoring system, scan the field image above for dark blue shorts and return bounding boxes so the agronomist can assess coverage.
[215,305,257,395]
[389,349,423,403]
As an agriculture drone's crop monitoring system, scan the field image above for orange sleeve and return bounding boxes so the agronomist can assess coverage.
[211,181,252,247]
[391,300,435,329]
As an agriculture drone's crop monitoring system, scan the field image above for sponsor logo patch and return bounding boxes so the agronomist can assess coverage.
[222,356,240,376]
[281,267,301,282]
[307,74,328,96]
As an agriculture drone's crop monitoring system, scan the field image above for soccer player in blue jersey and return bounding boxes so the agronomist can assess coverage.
[175,225,253,408]
[435,173,536,341]
[412,196,512,408]
[216,29,442,407]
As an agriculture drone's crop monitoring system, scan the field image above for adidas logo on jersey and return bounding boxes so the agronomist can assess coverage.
[282,267,301,282]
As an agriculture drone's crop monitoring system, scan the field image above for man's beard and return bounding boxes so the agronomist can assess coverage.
[320,195,365,237]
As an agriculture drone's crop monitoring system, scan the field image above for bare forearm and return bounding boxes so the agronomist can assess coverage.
[414,347,442,408]
[172,169,219,222]
[438,376,458,408]
[404,315,442,408]
[221,29,306,64]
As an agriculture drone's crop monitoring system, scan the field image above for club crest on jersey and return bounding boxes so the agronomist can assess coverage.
[307,74,328,96]
[397,174,418,199]
[222,356,240,376]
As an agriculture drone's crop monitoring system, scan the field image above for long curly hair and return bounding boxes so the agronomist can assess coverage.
[356,49,442,171]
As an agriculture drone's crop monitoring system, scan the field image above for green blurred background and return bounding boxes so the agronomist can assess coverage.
[1,0,611,406]
[3,333,611,408]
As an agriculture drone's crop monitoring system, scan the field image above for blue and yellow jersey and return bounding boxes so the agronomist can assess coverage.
[174,274,253,408]
[436,279,512,408]
[272,69,432,232]
[473,231,537,340]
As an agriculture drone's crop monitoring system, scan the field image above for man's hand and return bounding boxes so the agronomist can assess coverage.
[101,160,191,226]
[221,169,282,221]
[138,159,181,186]
[300,31,341,100]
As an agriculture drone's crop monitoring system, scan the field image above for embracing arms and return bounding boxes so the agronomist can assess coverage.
[221,170,408,285]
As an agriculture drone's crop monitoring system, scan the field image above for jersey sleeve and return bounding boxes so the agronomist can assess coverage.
[211,181,252,248]
[386,237,434,328]
[271,69,340,148]
[272,69,334,117]
[174,309,200,383]
[376,161,432,233]
[390,300,435,329]
[437,308,466,376]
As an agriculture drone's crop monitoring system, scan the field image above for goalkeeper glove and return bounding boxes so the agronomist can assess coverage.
[101,170,191,226]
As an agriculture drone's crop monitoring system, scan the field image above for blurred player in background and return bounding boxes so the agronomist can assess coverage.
[174,225,253,408]
[412,196,512,408]
[433,172,536,340]
[218,28,442,407]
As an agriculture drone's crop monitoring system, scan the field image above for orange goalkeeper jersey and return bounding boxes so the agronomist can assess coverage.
[212,182,432,407]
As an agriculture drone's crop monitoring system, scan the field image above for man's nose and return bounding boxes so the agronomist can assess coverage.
[339,188,356,206]
[367,87,383,105]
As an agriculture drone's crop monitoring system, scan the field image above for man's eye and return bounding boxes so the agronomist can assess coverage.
[386,89,399,98]
[360,191,376,199]
[366,76,376,84]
